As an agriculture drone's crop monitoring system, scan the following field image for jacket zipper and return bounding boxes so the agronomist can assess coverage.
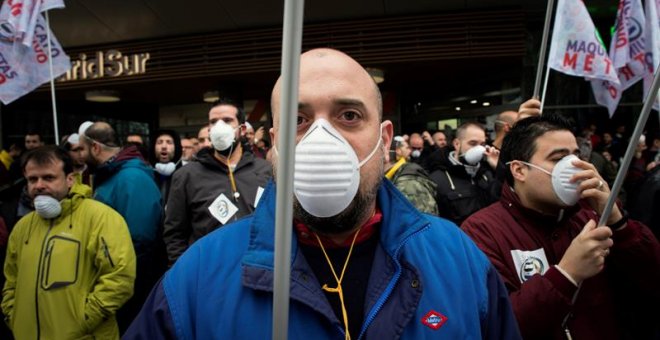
[35,220,54,340]
[356,224,429,340]
[101,237,115,267]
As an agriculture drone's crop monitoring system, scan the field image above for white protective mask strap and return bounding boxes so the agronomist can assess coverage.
[507,160,552,176]
[357,124,383,168]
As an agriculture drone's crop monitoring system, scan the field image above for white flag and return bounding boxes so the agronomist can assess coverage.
[591,0,647,116]
[0,0,65,47]
[644,0,660,110]
[0,14,70,104]
[548,0,619,84]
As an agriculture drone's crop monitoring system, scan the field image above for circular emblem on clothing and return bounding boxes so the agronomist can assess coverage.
[520,257,545,281]
[218,201,228,218]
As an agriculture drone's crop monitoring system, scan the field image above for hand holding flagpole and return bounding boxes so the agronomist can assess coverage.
[598,68,660,226]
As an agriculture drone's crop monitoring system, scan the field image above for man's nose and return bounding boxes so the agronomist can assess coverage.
[33,179,47,190]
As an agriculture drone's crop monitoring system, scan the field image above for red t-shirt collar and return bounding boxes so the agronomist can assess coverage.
[295,207,382,249]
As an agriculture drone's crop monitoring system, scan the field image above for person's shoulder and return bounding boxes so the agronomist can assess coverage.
[80,198,125,220]
[11,212,39,235]
[462,201,504,230]
[404,214,492,276]
[248,155,272,171]
[175,159,206,176]
[422,214,482,245]
[114,160,151,178]
[165,217,253,286]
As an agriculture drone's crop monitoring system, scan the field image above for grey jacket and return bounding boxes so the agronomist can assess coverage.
[163,147,272,264]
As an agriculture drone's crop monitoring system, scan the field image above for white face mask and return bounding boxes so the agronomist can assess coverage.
[34,195,62,219]
[210,120,237,151]
[462,145,486,165]
[516,154,582,206]
[410,149,421,158]
[294,119,382,218]
[155,162,176,176]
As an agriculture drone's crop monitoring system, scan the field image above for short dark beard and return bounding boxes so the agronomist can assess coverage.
[215,140,238,157]
[293,176,382,235]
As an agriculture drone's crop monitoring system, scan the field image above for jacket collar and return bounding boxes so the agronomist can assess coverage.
[94,146,148,184]
[242,179,430,270]
[196,147,255,173]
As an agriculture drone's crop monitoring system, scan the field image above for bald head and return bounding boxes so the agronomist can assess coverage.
[270,48,382,129]
[495,111,517,134]
[84,122,120,148]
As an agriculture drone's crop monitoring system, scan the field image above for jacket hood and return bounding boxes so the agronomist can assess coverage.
[95,146,153,185]
[428,147,491,178]
[150,129,182,165]
[60,181,92,215]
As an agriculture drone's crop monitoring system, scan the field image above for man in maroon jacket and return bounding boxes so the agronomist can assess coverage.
[462,114,660,339]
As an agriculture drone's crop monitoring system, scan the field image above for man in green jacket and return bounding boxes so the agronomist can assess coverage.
[2,145,136,339]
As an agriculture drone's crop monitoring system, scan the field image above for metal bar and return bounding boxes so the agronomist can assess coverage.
[540,65,551,112]
[598,69,660,226]
[45,11,60,145]
[272,0,304,338]
[533,0,556,99]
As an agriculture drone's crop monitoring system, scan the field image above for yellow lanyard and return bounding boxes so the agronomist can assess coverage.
[227,164,238,196]
[385,157,406,180]
[314,228,362,340]
[219,157,238,198]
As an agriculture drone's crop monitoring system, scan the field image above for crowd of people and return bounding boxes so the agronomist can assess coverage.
[0,48,658,339]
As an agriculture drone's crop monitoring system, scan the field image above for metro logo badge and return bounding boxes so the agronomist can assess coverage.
[421,310,447,330]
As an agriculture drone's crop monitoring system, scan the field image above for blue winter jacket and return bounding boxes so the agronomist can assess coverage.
[124,180,521,339]
[94,155,162,255]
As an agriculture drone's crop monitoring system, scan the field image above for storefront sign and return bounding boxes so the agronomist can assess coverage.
[59,49,150,82]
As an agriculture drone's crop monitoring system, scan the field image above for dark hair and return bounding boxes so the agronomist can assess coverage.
[25,131,43,141]
[21,145,74,175]
[500,114,573,186]
[211,98,245,124]
[84,122,120,147]
[455,122,485,140]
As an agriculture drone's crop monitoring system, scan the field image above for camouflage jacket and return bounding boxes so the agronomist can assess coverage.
[389,161,438,215]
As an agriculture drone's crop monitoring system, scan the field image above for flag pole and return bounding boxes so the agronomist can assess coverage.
[533,0,556,99]
[272,0,304,338]
[598,68,660,226]
[44,11,60,146]
[540,64,551,113]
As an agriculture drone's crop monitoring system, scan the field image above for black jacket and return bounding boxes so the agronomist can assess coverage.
[162,147,272,264]
[429,149,499,225]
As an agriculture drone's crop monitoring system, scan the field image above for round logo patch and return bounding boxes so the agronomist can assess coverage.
[520,257,545,281]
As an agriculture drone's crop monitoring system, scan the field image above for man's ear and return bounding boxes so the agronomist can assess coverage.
[452,138,460,151]
[269,127,276,147]
[510,161,527,183]
[381,120,394,154]
[66,172,75,190]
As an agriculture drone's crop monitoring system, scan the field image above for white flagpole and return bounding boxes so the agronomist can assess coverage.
[533,0,556,99]
[598,68,660,226]
[540,65,551,113]
[44,11,60,146]
[272,0,304,338]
